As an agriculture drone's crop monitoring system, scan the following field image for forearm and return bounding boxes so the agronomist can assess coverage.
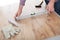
[48,0,56,6]
[19,0,26,10]
[50,0,56,3]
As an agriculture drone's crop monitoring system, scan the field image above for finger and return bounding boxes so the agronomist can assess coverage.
[46,6,50,14]
[51,8,54,12]
[48,8,51,13]
[14,13,18,19]
[14,14,17,18]
[46,5,48,10]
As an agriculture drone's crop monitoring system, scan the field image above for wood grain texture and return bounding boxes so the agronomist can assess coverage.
[0,12,60,40]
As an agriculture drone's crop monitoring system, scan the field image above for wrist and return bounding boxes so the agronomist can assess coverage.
[50,0,56,3]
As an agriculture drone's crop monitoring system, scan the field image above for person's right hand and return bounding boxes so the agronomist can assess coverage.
[14,5,23,19]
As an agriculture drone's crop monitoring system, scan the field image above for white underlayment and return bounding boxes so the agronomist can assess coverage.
[0,0,46,19]
[0,0,47,39]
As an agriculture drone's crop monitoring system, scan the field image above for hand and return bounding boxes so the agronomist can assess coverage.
[14,5,23,19]
[46,1,55,13]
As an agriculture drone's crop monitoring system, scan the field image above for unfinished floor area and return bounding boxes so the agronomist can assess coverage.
[0,12,60,40]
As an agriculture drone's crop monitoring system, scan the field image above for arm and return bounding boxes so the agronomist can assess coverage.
[14,0,26,18]
[46,0,56,13]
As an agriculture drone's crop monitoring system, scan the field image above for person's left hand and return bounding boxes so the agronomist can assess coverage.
[46,1,55,13]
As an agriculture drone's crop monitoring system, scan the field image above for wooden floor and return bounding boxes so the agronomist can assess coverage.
[0,12,60,40]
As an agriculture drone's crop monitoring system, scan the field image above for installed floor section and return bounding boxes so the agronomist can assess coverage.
[0,12,60,40]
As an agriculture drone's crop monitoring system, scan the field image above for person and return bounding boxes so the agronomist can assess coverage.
[14,0,60,19]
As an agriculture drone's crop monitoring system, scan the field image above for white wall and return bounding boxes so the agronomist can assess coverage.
[0,0,19,6]
[0,0,19,19]
[0,0,46,19]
